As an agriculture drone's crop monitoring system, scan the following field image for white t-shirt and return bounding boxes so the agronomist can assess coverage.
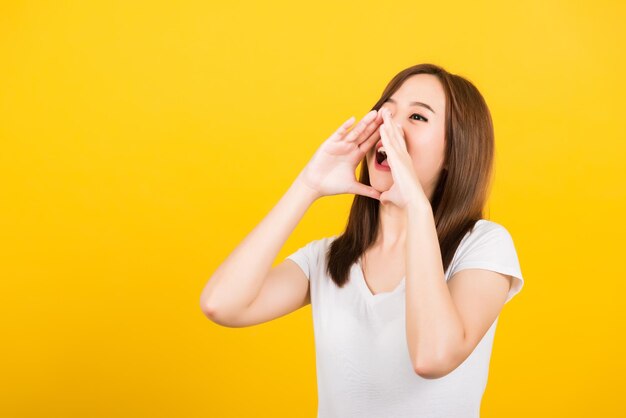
[286,219,524,418]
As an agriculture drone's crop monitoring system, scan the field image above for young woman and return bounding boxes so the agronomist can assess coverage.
[200,63,524,418]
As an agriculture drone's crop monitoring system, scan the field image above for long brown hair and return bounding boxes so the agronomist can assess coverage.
[325,63,495,287]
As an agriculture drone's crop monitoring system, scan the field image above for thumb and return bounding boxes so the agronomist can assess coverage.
[379,191,390,205]
[350,182,381,200]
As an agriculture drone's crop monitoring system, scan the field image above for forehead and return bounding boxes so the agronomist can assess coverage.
[390,74,445,114]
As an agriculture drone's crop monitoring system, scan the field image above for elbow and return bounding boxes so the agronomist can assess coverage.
[413,364,448,380]
[413,353,457,380]
[199,282,223,320]
[200,296,221,321]
[200,302,227,326]
[200,301,216,319]
[199,299,240,328]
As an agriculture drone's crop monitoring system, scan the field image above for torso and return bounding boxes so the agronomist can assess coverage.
[360,247,405,295]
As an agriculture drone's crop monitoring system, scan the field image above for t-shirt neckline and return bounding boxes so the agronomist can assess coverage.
[354,257,406,303]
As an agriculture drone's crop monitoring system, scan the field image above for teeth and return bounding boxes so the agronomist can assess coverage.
[377,146,387,156]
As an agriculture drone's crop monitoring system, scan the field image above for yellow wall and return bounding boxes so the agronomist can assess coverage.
[1,1,624,417]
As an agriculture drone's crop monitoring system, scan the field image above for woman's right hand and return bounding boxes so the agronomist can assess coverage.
[295,109,383,200]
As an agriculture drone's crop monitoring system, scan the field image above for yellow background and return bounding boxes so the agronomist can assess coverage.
[1,0,624,417]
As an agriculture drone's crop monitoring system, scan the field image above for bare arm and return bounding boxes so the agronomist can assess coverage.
[199,174,319,318]
[199,109,383,325]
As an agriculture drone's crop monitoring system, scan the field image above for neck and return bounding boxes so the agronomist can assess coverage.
[375,203,408,250]
[374,187,433,250]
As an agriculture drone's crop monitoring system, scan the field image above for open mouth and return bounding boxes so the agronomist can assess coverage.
[376,146,389,166]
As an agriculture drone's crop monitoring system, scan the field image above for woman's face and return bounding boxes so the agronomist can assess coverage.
[366,73,447,201]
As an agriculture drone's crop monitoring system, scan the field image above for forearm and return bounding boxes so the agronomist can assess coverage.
[200,173,319,315]
[405,198,465,375]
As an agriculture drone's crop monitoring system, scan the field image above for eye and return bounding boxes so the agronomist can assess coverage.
[411,113,428,122]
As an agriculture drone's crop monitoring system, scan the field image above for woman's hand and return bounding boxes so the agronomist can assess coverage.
[378,108,428,208]
[296,110,383,200]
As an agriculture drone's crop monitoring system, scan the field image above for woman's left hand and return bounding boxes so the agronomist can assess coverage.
[378,108,429,209]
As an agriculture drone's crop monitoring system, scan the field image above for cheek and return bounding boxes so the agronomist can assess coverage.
[407,136,444,169]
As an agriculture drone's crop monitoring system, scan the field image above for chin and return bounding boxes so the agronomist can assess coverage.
[371,178,392,193]
[366,162,393,192]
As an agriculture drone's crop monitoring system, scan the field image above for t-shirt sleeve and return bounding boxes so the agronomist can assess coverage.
[447,223,524,304]
[285,240,317,280]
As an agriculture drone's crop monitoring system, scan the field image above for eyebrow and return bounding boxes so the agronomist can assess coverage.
[385,98,436,114]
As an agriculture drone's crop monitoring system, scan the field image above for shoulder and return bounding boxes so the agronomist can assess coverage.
[306,235,338,251]
[451,219,521,270]
[462,219,515,246]
[315,235,340,258]
[292,235,338,262]
[285,235,338,280]
[450,219,524,303]
[472,218,510,233]
[455,219,522,268]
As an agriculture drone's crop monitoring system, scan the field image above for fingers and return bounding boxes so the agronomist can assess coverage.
[393,121,408,152]
[357,112,383,151]
[380,108,395,146]
[352,109,384,156]
[380,108,408,153]
[378,123,396,166]
[356,110,384,144]
[342,110,379,144]
[358,128,380,154]
[332,116,356,141]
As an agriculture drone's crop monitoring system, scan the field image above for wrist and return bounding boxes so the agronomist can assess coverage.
[406,192,432,215]
[292,175,322,203]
